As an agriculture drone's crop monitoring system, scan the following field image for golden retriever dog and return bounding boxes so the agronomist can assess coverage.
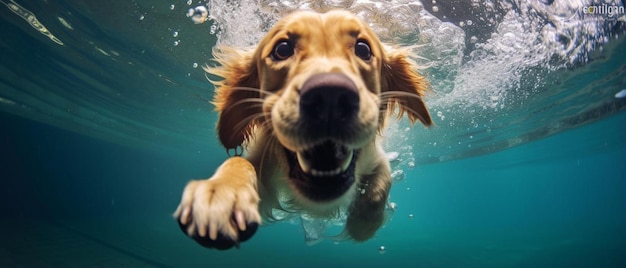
[174,10,432,250]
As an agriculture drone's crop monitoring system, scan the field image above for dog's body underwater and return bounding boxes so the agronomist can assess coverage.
[174,9,432,250]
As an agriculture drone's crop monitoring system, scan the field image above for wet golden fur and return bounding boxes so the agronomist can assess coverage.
[174,10,431,247]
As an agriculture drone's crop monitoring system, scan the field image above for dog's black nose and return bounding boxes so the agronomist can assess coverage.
[299,73,359,124]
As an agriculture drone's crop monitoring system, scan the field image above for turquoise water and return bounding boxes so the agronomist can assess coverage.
[1,103,624,267]
[1,0,625,267]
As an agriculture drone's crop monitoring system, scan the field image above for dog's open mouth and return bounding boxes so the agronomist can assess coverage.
[296,141,353,177]
[286,141,358,202]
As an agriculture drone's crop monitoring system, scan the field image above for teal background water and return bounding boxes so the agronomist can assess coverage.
[2,104,624,267]
[1,0,625,267]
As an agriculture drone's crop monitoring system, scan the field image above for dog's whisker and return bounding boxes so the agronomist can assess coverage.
[229,86,276,98]
[258,120,273,131]
[220,99,264,117]
[381,103,430,124]
[249,119,273,136]
[227,98,265,109]
[380,91,425,100]
[232,112,269,133]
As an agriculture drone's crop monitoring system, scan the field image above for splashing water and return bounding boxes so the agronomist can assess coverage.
[196,0,622,107]
[188,0,622,159]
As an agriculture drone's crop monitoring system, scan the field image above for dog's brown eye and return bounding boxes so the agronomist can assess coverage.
[271,41,294,61]
[355,40,372,61]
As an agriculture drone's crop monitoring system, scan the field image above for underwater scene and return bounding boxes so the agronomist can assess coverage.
[1,0,625,267]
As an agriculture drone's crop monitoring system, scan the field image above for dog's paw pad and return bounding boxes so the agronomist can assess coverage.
[174,178,261,250]
[179,220,259,250]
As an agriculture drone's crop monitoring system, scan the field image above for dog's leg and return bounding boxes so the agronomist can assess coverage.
[173,156,261,250]
[345,161,392,241]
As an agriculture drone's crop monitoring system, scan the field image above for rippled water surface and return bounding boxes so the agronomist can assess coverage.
[0,0,624,267]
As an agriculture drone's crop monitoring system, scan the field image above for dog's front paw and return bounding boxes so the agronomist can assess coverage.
[173,160,261,249]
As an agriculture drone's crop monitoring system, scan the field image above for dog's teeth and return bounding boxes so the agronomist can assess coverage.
[296,152,311,173]
[310,167,342,177]
[298,148,353,177]
[339,150,353,172]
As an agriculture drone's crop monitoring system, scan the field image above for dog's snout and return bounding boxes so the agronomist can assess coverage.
[300,73,359,124]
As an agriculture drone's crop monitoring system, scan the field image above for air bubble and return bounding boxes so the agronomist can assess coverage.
[391,169,405,181]
[388,202,397,211]
[187,6,209,24]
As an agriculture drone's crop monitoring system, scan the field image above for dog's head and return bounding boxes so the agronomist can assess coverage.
[209,10,431,203]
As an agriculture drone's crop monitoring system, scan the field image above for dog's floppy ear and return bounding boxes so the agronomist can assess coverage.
[382,49,432,126]
[206,47,261,152]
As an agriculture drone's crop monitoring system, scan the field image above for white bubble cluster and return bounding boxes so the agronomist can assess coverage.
[391,169,405,181]
[187,5,209,24]
[386,151,400,162]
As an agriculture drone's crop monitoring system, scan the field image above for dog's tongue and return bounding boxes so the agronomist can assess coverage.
[296,141,352,175]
